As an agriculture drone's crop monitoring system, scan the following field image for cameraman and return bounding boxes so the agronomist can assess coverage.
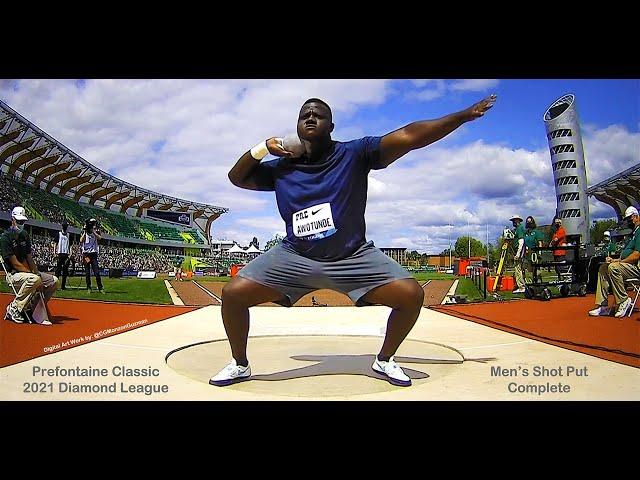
[80,218,105,293]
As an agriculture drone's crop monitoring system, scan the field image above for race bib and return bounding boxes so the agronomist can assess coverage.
[292,202,337,240]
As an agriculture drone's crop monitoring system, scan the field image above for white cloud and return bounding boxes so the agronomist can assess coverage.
[363,125,637,252]
[405,80,446,102]
[368,141,552,205]
[235,215,285,232]
[1,80,636,253]
[388,237,416,249]
[0,79,393,246]
[589,198,619,220]
[410,80,438,88]
[583,124,640,185]
[404,79,500,103]
[450,79,500,92]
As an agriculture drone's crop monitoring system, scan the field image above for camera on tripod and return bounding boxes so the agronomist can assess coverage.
[83,218,99,233]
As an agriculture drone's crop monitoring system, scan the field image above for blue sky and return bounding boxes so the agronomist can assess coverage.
[0,79,638,253]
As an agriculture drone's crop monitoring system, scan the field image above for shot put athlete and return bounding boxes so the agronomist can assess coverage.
[210,95,497,387]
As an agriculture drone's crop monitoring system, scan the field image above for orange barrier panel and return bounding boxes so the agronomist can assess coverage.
[487,275,514,291]
[458,259,470,276]
[230,264,245,277]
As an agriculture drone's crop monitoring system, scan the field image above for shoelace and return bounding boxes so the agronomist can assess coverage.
[380,356,399,373]
[387,362,400,373]
[225,362,247,377]
[225,363,239,376]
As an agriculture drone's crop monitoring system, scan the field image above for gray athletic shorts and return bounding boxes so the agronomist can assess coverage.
[236,240,413,307]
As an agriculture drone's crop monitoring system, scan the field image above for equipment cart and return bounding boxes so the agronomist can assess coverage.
[525,244,588,301]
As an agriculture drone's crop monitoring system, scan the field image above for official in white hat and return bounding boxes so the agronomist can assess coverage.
[1,206,58,324]
[589,206,640,318]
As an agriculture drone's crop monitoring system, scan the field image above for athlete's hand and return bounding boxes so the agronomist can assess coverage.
[464,94,497,121]
[266,137,294,157]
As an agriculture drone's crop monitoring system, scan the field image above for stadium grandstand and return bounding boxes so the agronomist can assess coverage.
[0,99,229,272]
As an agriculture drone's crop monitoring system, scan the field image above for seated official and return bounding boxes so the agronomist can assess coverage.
[589,206,640,318]
[1,206,57,324]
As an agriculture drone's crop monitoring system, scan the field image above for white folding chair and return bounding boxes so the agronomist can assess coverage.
[625,277,640,317]
[1,255,50,325]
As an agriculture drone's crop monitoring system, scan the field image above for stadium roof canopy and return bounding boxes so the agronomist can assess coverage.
[0,100,228,240]
[587,163,640,220]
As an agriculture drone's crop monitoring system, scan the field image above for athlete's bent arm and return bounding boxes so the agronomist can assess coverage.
[378,94,496,168]
[228,138,292,190]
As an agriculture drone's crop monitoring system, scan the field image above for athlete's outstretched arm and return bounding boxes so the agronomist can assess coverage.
[228,138,292,190]
[378,94,496,168]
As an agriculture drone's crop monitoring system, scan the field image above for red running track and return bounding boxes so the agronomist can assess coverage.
[431,295,639,368]
[0,293,198,368]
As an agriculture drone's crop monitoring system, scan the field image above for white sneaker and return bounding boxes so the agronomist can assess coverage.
[588,305,611,316]
[512,288,526,294]
[614,298,632,318]
[209,359,251,386]
[371,356,411,387]
[4,302,26,324]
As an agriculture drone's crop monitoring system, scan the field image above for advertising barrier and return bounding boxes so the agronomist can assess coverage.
[136,271,157,279]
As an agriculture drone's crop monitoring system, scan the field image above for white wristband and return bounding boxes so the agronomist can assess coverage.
[250,140,270,160]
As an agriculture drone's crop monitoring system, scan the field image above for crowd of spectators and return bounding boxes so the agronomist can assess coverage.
[10,230,254,276]
[27,234,175,272]
[97,246,174,272]
[1,174,67,224]
[1,175,249,274]
[0,174,23,213]
[1,174,204,246]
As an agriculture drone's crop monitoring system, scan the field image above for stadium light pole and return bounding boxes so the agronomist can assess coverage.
[448,222,452,268]
[468,217,471,259]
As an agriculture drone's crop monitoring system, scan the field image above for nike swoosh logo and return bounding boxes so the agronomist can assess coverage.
[311,208,324,215]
